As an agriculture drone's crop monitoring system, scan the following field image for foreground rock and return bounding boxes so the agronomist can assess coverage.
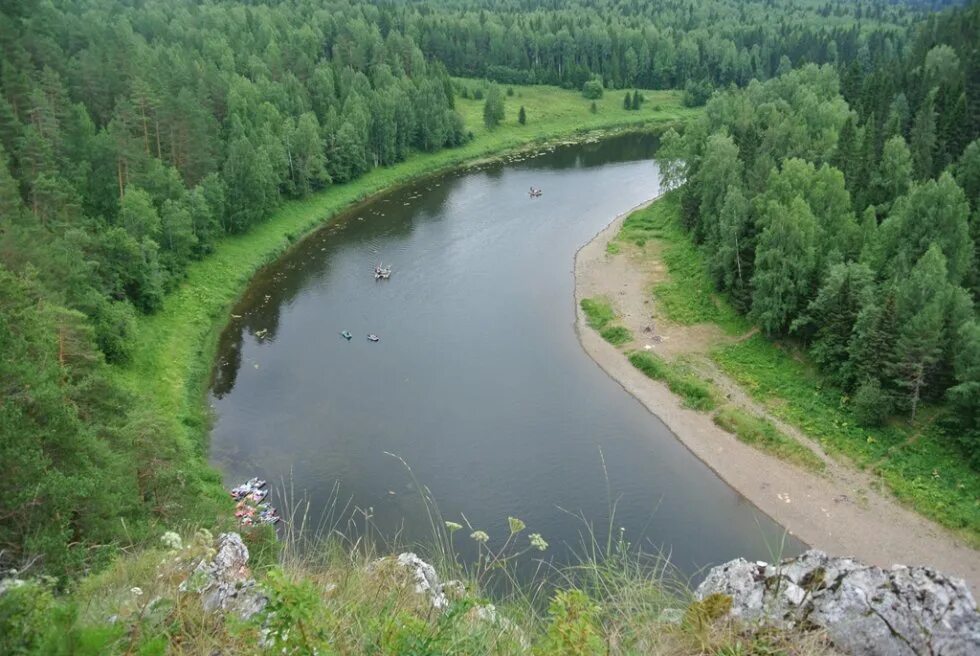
[696,549,980,656]
[181,532,267,619]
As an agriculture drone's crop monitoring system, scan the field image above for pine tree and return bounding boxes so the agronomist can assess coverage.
[631,89,641,110]
[623,91,632,110]
[910,89,938,180]
[888,245,952,418]
[518,105,526,125]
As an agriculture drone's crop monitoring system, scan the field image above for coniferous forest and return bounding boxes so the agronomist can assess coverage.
[0,0,977,598]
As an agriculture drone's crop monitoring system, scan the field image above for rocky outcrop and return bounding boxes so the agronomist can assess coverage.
[181,532,267,619]
[696,549,980,656]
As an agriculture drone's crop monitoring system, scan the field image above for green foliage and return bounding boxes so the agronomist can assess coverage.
[535,589,604,656]
[851,378,892,427]
[580,297,632,345]
[580,297,615,330]
[582,79,604,100]
[600,325,632,345]
[628,352,718,411]
[713,407,825,472]
[259,569,332,655]
[518,105,527,125]
[619,194,747,334]
[712,336,980,543]
[483,85,506,129]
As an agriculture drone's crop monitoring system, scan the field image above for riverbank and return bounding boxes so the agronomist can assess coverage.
[109,83,695,519]
[573,195,980,592]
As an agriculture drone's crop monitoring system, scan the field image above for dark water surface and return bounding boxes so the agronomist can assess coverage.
[209,134,803,578]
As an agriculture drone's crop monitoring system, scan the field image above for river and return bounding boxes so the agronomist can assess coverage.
[209,133,804,578]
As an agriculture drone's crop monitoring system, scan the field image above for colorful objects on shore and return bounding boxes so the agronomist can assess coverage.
[229,478,280,526]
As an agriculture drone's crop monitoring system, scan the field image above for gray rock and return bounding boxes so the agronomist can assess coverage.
[183,532,267,620]
[696,549,980,656]
[394,552,450,609]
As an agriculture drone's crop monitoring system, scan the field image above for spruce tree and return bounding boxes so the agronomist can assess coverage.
[623,91,632,110]
[518,105,526,125]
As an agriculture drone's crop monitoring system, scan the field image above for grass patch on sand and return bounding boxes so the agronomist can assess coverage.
[581,297,633,346]
[712,406,825,473]
[628,351,718,411]
[616,192,747,334]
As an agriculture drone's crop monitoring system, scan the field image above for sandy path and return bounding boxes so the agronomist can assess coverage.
[574,199,980,593]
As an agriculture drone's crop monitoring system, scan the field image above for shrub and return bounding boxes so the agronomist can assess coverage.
[535,589,604,656]
[582,79,604,100]
[852,378,892,427]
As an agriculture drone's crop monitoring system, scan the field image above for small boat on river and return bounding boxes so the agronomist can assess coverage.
[340,330,353,340]
[528,187,543,198]
[367,333,380,342]
[374,263,392,280]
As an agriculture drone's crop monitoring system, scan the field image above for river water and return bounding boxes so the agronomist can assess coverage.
[209,133,803,578]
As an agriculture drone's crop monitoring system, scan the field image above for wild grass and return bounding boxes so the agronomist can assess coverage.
[712,406,825,473]
[580,297,616,330]
[581,297,633,345]
[627,351,719,411]
[5,461,836,656]
[600,325,633,345]
[712,336,980,544]
[617,192,747,334]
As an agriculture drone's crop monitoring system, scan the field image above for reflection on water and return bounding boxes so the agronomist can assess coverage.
[209,133,804,579]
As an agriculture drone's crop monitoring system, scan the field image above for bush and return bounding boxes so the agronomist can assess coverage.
[582,79,604,100]
[852,378,892,427]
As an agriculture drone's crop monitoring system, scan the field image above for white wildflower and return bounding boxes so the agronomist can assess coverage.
[445,521,463,533]
[529,533,549,552]
[507,517,525,534]
[470,530,489,544]
[130,587,143,597]
[160,531,182,551]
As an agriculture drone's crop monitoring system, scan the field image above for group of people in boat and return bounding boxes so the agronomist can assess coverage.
[340,330,380,342]
[230,477,280,526]
[528,186,543,197]
[374,263,392,280]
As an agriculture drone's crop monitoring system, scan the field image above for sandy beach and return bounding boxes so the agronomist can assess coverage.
[573,197,980,593]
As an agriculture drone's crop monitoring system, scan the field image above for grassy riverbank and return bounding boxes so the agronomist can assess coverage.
[610,193,980,544]
[109,83,694,515]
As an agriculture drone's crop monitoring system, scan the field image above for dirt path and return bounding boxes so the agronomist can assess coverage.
[574,199,980,593]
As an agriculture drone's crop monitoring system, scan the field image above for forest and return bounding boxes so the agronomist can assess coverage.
[0,0,977,584]
[659,2,979,458]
